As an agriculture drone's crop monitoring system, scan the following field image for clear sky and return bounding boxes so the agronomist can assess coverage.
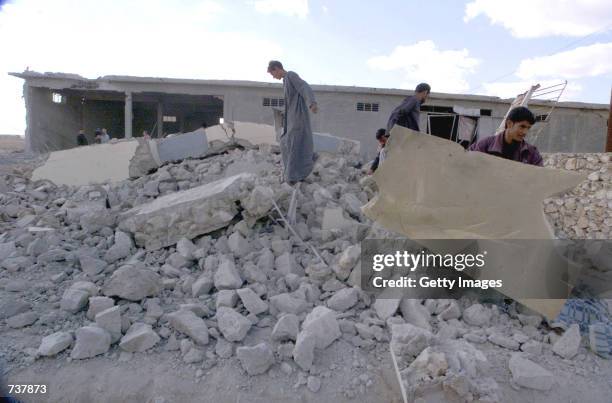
[1,0,611,135]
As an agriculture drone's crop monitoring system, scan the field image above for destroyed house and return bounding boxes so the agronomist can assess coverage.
[10,71,609,158]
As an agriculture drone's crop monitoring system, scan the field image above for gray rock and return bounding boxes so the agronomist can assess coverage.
[71,326,111,359]
[38,331,73,356]
[214,258,243,290]
[86,296,115,321]
[335,245,360,280]
[176,237,196,260]
[293,331,316,371]
[216,307,252,342]
[60,288,90,314]
[508,354,553,391]
[327,287,359,312]
[0,241,17,261]
[552,324,581,359]
[216,290,238,309]
[269,293,309,315]
[236,343,275,375]
[119,323,160,352]
[462,304,491,327]
[26,237,47,257]
[373,298,400,320]
[167,309,209,345]
[79,255,108,276]
[183,347,204,363]
[104,265,162,301]
[95,306,122,343]
[228,232,251,257]
[275,252,302,276]
[488,333,520,350]
[521,340,543,355]
[399,299,431,331]
[237,288,268,315]
[104,231,133,263]
[302,306,341,349]
[271,314,300,341]
[0,300,31,319]
[7,311,38,328]
[192,275,214,298]
[215,338,234,358]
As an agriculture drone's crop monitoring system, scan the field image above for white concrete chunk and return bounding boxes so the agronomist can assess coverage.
[236,343,275,375]
[71,326,111,359]
[216,307,252,342]
[214,258,243,290]
[302,306,341,349]
[237,288,268,315]
[95,306,122,343]
[167,309,209,345]
[38,331,73,357]
[552,323,581,359]
[508,354,554,391]
[119,323,161,352]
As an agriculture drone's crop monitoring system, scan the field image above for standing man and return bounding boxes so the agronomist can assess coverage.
[267,60,318,184]
[100,128,111,143]
[387,83,431,133]
[468,106,543,166]
[76,129,88,146]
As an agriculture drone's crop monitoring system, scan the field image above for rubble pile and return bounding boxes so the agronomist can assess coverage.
[543,153,611,239]
[0,144,610,401]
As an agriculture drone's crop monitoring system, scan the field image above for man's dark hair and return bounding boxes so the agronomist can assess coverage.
[375,128,387,140]
[415,83,431,94]
[201,122,208,128]
[507,106,536,125]
[267,60,283,72]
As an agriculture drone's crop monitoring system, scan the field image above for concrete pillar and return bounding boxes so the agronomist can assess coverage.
[124,92,133,139]
[157,101,163,138]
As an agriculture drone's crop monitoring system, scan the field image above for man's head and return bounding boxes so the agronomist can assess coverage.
[414,83,431,103]
[267,60,286,80]
[102,128,107,134]
[505,106,536,143]
[79,129,84,135]
[375,128,388,145]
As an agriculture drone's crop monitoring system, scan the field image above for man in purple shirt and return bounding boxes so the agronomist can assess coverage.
[469,106,543,166]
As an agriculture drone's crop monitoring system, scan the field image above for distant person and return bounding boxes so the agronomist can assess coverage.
[142,130,151,140]
[101,128,111,143]
[387,83,431,134]
[94,130,102,144]
[469,106,543,166]
[267,60,318,185]
[201,122,208,129]
[368,128,389,174]
[76,129,88,146]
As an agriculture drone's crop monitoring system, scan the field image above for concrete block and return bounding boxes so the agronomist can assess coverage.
[119,173,255,250]
[157,131,209,163]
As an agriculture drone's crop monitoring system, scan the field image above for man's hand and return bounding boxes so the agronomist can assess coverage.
[309,103,319,114]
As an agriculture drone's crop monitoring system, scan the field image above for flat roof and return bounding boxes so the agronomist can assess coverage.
[9,71,609,110]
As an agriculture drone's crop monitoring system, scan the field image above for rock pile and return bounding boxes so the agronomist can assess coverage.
[1,144,610,400]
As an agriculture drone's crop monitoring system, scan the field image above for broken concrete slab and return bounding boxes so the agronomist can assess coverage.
[205,122,277,147]
[119,173,255,250]
[321,207,358,231]
[157,130,209,163]
[32,140,140,187]
[237,288,268,315]
[508,354,554,391]
[313,132,361,155]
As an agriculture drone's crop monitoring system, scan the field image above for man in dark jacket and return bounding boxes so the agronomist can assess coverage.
[469,106,543,166]
[76,129,88,146]
[387,83,431,133]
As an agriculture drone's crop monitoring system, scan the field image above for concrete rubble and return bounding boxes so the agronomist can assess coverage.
[1,129,611,402]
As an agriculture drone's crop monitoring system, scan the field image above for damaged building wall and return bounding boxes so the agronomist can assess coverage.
[13,72,609,157]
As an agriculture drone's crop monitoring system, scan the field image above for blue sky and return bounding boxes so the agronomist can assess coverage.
[1,0,611,135]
